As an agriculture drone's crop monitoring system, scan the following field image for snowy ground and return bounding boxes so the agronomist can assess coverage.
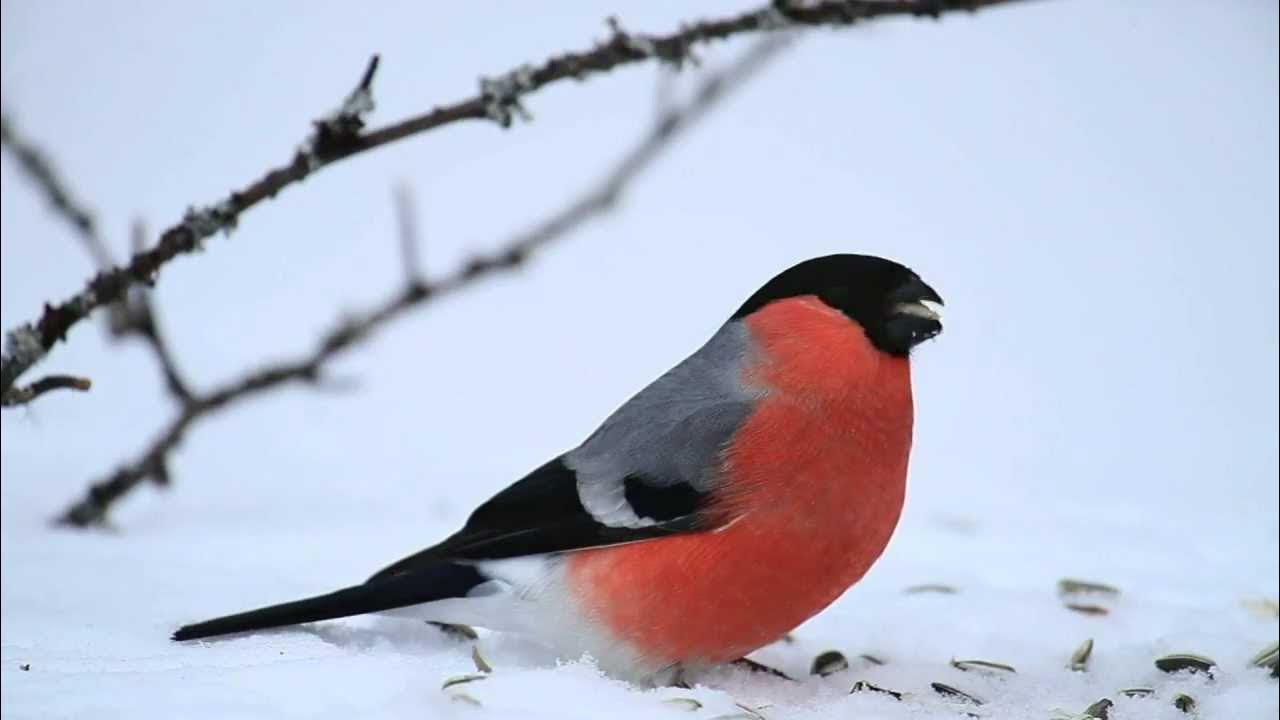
[3,1,1277,719]
[2,474,1276,719]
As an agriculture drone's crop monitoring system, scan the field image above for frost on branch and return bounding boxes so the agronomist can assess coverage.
[480,65,536,128]
[298,55,382,171]
[3,325,44,372]
[180,200,238,249]
[608,16,696,69]
[0,327,93,407]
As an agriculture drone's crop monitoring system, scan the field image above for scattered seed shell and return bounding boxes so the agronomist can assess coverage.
[811,650,849,677]
[1070,638,1095,672]
[850,680,903,700]
[663,698,703,711]
[441,673,488,690]
[732,658,793,680]
[1058,579,1121,597]
[1249,640,1278,670]
[1082,697,1113,719]
[1155,653,1216,677]
[951,658,1017,675]
[1172,693,1196,713]
[19,663,31,671]
[930,682,984,705]
[905,583,958,594]
[1119,688,1155,698]
[1065,603,1110,616]
[471,646,493,674]
[859,654,886,666]
[429,621,479,640]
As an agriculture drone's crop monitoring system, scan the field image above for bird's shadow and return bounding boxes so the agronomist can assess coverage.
[258,617,564,670]
[182,618,806,691]
[184,617,467,654]
[297,617,467,653]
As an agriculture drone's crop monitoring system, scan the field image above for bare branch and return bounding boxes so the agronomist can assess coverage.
[53,37,794,528]
[107,221,195,407]
[0,116,196,408]
[0,0,1032,397]
[0,114,114,269]
[1,374,92,407]
[0,55,384,398]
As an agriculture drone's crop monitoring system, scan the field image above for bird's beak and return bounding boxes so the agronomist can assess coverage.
[892,298,943,322]
[884,278,943,351]
[889,278,944,324]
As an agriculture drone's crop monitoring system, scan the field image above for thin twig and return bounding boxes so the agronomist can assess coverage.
[0,0,1032,398]
[1,374,92,407]
[0,114,193,404]
[0,114,113,268]
[107,221,195,406]
[54,37,794,528]
[0,117,196,406]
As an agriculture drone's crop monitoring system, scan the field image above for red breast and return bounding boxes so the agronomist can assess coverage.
[565,296,914,666]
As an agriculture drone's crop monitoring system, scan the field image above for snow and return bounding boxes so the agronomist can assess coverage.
[2,483,1276,719]
[2,1,1277,719]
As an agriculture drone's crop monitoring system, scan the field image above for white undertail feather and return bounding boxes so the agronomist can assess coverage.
[379,555,663,681]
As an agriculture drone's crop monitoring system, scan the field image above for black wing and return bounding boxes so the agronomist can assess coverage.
[368,457,716,581]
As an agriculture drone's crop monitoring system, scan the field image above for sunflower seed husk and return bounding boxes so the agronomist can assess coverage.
[1082,697,1113,719]
[1119,688,1155,698]
[449,692,482,707]
[1058,579,1121,597]
[429,621,478,640]
[441,673,488,690]
[731,657,793,680]
[1249,640,1278,670]
[951,658,1017,675]
[663,698,703,711]
[1070,638,1094,672]
[930,682,984,705]
[850,680,903,700]
[1155,653,1216,677]
[733,703,768,720]
[1172,693,1196,713]
[811,650,849,677]
[1065,603,1110,616]
[471,646,493,674]
[859,654,886,666]
[905,583,958,594]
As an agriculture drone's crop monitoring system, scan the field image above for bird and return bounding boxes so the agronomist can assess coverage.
[172,253,943,684]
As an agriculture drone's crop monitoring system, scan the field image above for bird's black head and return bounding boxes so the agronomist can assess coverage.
[732,254,944,357]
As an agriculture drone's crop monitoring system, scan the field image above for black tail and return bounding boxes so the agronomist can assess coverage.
[172,563,484,641]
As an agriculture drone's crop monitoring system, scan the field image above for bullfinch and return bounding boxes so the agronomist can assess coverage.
[173,253,944,684]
